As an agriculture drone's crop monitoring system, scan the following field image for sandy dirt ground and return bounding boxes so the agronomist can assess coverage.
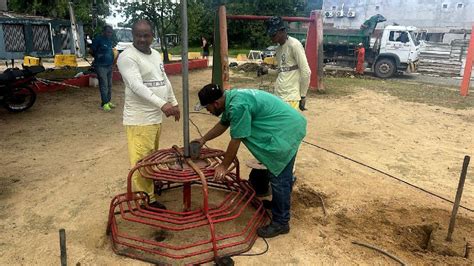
[0,68,473,265]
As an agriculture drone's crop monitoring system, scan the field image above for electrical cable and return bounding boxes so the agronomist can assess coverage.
[189,116,209,149]
[302,140,473,212]
[235,237,269,256]
[189,111,473,212]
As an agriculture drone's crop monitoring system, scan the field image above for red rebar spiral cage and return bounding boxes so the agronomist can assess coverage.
[106,146,269,264]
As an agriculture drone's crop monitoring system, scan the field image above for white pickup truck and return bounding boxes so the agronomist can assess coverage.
[323,14,421,78]
[372,25,421,78]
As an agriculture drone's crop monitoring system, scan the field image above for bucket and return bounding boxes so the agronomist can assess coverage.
[89,76,99,87]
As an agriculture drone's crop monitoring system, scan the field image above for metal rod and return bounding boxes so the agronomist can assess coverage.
[227,14,313,22]
[447,155,470,241]
[59,228,67,266]
[181,0,190,157]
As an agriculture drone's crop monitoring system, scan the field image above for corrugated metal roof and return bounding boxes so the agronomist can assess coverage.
[0,12,53,21]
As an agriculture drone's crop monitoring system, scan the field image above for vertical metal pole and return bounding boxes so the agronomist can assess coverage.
[59,229,67,266]
[446,155,470,241]
[92,0,97,32]
[181,0,190,157]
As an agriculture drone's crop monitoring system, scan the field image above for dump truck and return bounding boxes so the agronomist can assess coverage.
[323,14,420,78]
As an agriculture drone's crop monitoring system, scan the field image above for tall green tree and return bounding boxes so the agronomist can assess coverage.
[119,0,179,63]
[8,0,110,35]
[221,0,303,48]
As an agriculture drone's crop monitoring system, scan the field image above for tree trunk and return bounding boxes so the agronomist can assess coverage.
[162,46,170,63]
[160,6,170,63]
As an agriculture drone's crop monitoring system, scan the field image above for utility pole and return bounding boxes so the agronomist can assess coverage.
[92,0,98,32]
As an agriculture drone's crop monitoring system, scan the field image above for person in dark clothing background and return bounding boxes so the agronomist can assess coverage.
[201,36,210,59]
[91,25,115,111]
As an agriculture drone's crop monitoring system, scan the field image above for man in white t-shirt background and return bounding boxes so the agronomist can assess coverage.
[117,19,180,209]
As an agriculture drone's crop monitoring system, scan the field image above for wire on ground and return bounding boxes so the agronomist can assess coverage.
[302,140,473,212]
[189,112,473,213]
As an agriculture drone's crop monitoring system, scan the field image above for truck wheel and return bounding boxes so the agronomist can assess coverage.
[374,58,396,78]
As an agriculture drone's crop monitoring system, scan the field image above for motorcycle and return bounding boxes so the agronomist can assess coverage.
[0,65,44,112]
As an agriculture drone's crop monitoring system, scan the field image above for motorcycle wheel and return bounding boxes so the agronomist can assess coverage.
[3,85,37,112]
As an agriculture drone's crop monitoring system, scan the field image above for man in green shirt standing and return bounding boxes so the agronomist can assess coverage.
[194,84,307,238]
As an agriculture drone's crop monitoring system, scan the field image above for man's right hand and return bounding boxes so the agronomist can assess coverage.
[161,103,180,121]
[191,138,206,148]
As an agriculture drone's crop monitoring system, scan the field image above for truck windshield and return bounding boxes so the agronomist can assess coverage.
[409,31,420,46]
[115,29,133,42]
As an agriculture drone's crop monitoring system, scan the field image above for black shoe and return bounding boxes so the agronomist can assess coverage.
[147,201,167,210]
[257,222,290,238]
[261,199,272,209]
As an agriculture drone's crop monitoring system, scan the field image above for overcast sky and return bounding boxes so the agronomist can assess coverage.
[105,3,124,27]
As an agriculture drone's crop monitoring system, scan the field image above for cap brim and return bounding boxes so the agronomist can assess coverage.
[194,102,206,111]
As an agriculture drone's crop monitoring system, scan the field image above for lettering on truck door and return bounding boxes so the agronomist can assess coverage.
[384,31,411,63]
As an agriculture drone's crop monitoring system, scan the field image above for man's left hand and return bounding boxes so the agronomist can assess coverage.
[299,97,307,111]
[171,105,180,121]
[214,164,228,181]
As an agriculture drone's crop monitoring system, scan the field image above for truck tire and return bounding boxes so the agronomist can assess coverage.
[374,58,396,78]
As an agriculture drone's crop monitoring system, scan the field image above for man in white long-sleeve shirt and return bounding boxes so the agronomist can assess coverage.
[263,16,311,111]
[117,19,180,209]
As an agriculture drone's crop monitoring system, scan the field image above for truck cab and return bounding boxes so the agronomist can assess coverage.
[114,27,133,53]
[374,25,420,78]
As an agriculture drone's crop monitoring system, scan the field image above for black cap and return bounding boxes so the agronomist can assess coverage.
[266,16,286,36]
[194,83,223,111]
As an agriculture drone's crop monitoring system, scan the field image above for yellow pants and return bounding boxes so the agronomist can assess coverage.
[126,124,161,202]
[286,100,299,110]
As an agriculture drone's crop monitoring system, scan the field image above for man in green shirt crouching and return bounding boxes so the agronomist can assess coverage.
[194,84,307,238]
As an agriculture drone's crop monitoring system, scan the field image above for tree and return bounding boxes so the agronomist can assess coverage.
[119,0,179,63]
[8,0,110,36]
[187,0,214,46]
[222,0,302,49]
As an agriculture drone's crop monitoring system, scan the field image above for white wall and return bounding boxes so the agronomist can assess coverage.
[0,0,7,11]
[323,0,474,31]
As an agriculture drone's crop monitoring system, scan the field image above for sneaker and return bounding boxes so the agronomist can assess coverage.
[102,103,111,112]
[108,102,116,108]
[257,222,290,238]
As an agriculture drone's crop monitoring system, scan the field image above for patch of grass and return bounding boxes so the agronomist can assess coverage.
[312,77,360,98]
[320,76,474,110]
[166,46,250,57]
[37,67,91,81]
[167,46,203,55]
[228,68,474,110]
[228,48,250,57]
[229,69,274,90]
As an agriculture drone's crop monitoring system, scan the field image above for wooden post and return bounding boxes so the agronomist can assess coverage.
[446,156,470,241]
[211,8,222,87]
[218,5,230,89]
[306,10,323,91]
[59,229,67,266]
[460,25,474,96]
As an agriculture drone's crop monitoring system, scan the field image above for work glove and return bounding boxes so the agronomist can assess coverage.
[257,65,268,77]
[299,97,307,111]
